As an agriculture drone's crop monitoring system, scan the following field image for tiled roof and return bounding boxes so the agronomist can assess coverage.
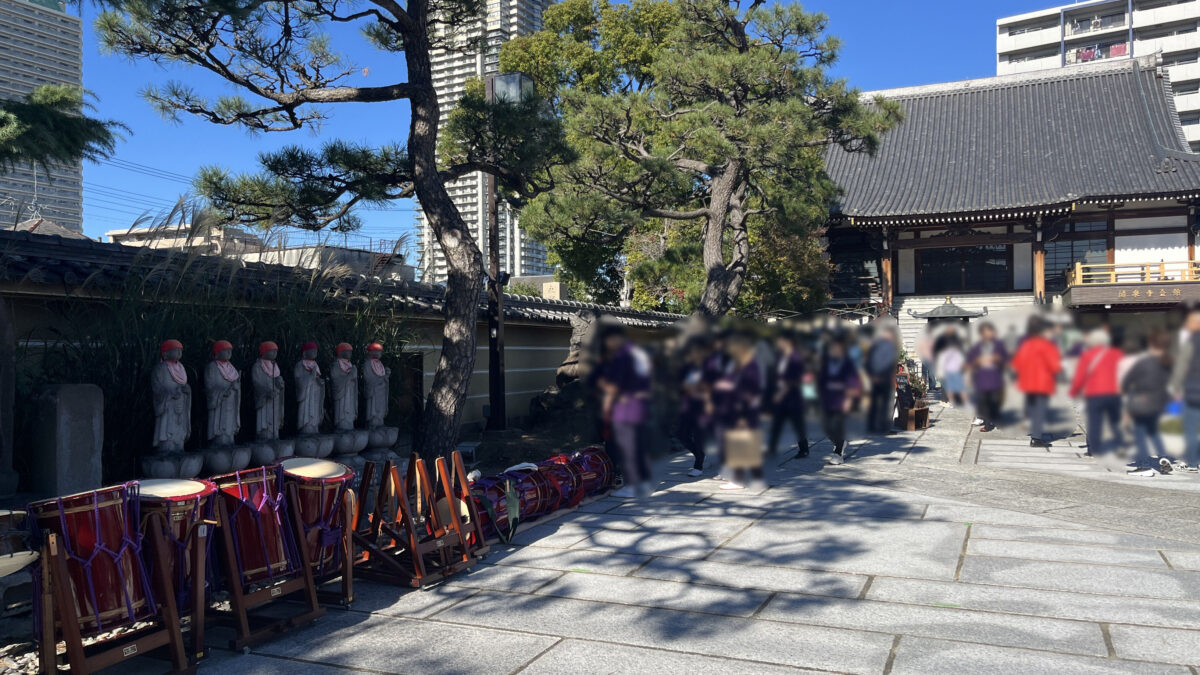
[824,56,1200,225]
[13,218,91,240]
[0,230,684,328]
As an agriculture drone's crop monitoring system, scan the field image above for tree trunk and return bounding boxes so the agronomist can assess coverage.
[405,17,485,458]
[695,161,749,318]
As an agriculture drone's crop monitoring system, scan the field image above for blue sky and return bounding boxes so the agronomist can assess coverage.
[78,0,1059,249]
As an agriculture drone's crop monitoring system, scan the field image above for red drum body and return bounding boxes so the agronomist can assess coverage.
[537,460,584,511]
[507,469,555,520]
[213,468,296,586]
[29,486,154,635]
[135,478,217,609]
[280,458,354,577]
[470,477,511,539]
[570,447,615,495]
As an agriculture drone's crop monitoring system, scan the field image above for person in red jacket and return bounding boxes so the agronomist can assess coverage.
[1012,315,1062,447]
[1068,327,1125,456]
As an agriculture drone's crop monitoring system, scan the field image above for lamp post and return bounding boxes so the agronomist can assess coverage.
[484,72,535,432]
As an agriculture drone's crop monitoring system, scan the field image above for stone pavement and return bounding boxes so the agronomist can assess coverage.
[123,405,1200,675]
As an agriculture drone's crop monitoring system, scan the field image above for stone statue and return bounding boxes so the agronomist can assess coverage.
[329,342,358,432]
[557,309,598,386]
[252,341,285,441]
[294,341,325,435]
[204,339,241,446]
[151,339,191,453]
[361,342,390,428]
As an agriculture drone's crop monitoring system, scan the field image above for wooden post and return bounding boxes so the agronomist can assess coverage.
[880,254,893,311]
[1033,243,1045,302]
[1073,261,1082,287]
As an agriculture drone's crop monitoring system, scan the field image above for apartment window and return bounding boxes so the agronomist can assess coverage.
[1164,51,1200,66]
[1066,11,1126,36]
[1190,141,1200,152]
[1177,81,1200,94]
[1182,113,1200,125]
[1008,20,1057,36]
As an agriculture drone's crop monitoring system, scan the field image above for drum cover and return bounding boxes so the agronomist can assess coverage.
[0,510,36,578]
[138,478,213,500]
[281,457,348,480]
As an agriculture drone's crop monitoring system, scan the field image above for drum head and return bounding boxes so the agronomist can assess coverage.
[138,478,213,500]
[281,458,347,480]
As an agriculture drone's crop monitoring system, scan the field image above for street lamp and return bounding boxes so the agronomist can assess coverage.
[483,71,534,432]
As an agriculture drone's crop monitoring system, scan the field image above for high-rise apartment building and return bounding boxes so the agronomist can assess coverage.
[997,0,1200,152]
[415,0,555,283]
[0,0,84,231]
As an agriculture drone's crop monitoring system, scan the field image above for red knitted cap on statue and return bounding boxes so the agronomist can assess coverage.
[212,340,233,356]
[367,342,384,352]
[301,341,319,352]
[259,341,279,356]
[336,342,353,354]
[160,339,183,354]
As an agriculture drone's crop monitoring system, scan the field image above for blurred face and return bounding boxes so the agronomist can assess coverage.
[604,333,624,354]
[828,342,846,360]
[980,326,995,341]
[1187,312,1200,333]
[776,337,793,353]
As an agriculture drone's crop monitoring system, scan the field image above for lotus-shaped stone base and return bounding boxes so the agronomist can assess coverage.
[333,429,370,456]
[272,439,295,460]
[250,443,277,467]
[141,452,204,479]
[367,426,399,451]
[201,446,252,474]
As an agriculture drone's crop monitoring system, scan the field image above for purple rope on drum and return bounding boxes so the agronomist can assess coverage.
[225,468,301,586]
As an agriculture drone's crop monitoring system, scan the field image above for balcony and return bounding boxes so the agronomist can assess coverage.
[1064,13,1128,38]
[1062,260,1200,306]
[1136,31,1199,56]
[1133,0,1200,28]
[999,53,1063,74]
[997,25,1061,54]
[1176,90,1200,114]
[1065,42,1131,64]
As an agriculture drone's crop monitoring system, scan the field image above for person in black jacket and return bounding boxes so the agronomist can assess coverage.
[1122,332,1172,473]
[768,332,808,457]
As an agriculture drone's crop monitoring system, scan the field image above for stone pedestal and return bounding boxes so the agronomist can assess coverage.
[140,452,204,479]
[200,446,252,475]
[294,434,336,458]
[32,384,103,496]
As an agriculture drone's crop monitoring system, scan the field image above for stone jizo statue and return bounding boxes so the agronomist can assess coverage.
[294,341,325,435]
[361,342,390,429]
[253,341,285,441]
[330,342,358,432]
[152,339,191,454]
[204,339,241,446]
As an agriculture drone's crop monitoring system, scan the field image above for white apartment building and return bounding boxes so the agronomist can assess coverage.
[0,0,83,231]
[997,0,1200,152]
[415,0,555,283]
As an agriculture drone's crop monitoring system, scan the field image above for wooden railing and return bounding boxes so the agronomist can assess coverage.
[1066,261,1200,286]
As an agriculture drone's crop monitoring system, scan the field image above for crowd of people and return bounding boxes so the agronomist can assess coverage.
[588,307,1200,498]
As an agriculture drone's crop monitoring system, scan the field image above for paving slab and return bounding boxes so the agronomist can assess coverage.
[552,511,655,531]
[535,571,771,617]
[709,518,966,580]
[252,608,558,674]
[605,500,768,520]
[754,498,927,522]
[970,524,1200,551]
[483,544,651,575]
[759,593,1108,656]
[924,504,1088,528]
[632,556,867,599]
[444,563,565,593]
[1108,624,1200,666]
[434,590,894,674]
[509,522,597,548]
[966,539,1171,567]
[570,528,730,559]
[635,514,759,538]
[866,576,1200,629]
[959,556,1200,600]
[345,581,479,618]
[889,636,1188,675]
[1163,551,1200,570]
[518,639,822,675]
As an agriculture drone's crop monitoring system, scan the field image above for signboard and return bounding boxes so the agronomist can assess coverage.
[1064,282,1200,308]
[896,374,915,410]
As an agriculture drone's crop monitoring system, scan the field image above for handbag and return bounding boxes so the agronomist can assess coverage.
[723,428,764,469]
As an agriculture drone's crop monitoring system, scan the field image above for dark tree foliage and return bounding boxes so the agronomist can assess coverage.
[0,85,125,175]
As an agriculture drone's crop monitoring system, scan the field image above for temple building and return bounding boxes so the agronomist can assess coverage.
[824,55,1200,346]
